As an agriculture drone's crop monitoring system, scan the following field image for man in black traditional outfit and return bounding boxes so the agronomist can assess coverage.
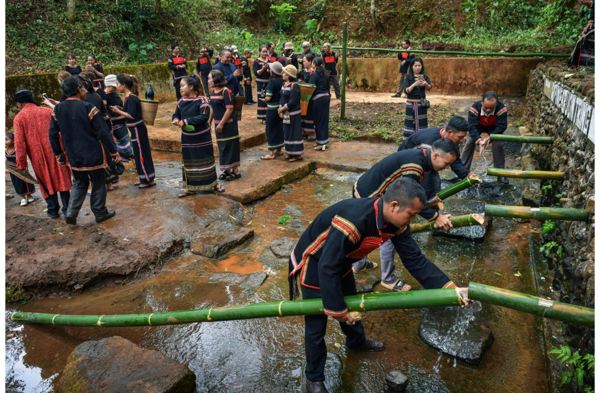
[460,91,509,184]
[289,177,465,393]
[168,44,188,100]
[49,75,120,225]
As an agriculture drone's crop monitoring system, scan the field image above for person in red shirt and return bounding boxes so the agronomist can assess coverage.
[392,40,415,98]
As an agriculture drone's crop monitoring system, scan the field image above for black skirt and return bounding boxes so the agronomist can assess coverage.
[128,123,156,184]
[266,109,284,151]
[284,112,304,155]
[312,96,330,145]
[215,122,241,171]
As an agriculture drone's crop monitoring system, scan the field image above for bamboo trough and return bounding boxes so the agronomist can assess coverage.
[487,168,565,181]
[410,213,484,233]
[10,283,594,328]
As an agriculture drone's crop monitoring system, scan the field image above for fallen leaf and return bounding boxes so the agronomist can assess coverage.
[245,220,253,226]
[514,271,522,277]
[334,343,341,348]
[494,272,502,276]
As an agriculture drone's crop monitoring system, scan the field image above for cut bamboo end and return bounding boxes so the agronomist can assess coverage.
[471,213,485,225]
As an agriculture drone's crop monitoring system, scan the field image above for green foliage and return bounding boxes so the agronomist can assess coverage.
[306,19,320,41]
[270,3,298,34]
[542,184,553,193]
[550,346,595,391]
[307,0,327,19]
[277,215,291,224]
[6,286,32,304]
[541,220,556,234]
[540,241,562,258]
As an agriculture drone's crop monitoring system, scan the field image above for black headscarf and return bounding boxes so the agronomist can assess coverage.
[14,90,38,106]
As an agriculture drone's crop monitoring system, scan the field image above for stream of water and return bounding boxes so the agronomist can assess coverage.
[6,163,550,392]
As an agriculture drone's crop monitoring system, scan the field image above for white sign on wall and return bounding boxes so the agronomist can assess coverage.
[548,78,595,143]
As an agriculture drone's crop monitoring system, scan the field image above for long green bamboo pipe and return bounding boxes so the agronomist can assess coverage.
[489,135,553,144]
[330,46,569,58]
[485,205,590,222]
[434,175,481,201]
[469,283,594,328]
[487,168,564,180]
[411,213,484,233]
[10,289,462,327]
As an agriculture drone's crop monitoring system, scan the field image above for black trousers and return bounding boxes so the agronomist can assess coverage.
[67,169,109,219]
[200,76,210,97]
[174,80,182,101]
[302,272,366,382]
[38,178,70,217]
[244,81,253,103]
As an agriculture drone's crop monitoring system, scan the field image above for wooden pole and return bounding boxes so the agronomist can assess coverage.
[329,46,570,58]
[469,282,594,328]
[340,22,348,120]
[484,205,590,222]
[487,168,564,180]
[410,214,484,233]
[10,289,462,327]
[489,135,553,144]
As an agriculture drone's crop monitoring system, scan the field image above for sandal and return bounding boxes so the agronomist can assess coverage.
[261,154,276,160]
[289,157,303,162]
[219,171,234,181]
[226,172,242,181]
[214,185,226,193]
[177,191,196,198]
[133,182,142,186]
[380,280,411,292]
[352,261,379,274]
[314,144,327,151]
[139,182,157,189]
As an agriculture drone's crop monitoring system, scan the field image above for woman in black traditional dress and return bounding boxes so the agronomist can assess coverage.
[253,45,271,123]
[172,76,224,197]
[104,74,134,163]
[298,54,316,141]
[261,62,285,160]
[403,57,431,138]
[64,53,82,75]
[278,65,304,162]
[208,70,241,180]
[309,57,331,151]
[5,133,35,206]
[85,53,105,89]
[110,74,157,189]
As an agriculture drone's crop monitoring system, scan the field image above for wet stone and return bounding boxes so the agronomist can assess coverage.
[270,237,297,258]
[282,204,305,217]
[285,219,307,234]
[354,269,381,293]
[404,366,451,393]
[258,248,288,270]
[55,336,196,393]
[418,305,494,366]
[207,272,268,289]
[385,370,408,392]
[432,217,493,243]
[191,221,254,258]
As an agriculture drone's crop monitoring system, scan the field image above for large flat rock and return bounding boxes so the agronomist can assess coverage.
[55,336,196,393]
[418,305,494,366]
[207,272,268,289]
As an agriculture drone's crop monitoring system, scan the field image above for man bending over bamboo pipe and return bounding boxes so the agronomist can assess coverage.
[289,177,471,393]
[352,138,460,291]
[398,115,479,206]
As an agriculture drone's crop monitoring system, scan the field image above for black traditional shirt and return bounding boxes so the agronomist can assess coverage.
[321,52,338,75]
[354,148,439,221]
[168,55,188,80]
[241,57,252,80]
[85,92,109,121]
[404,74,431,100]
[49,99,117,171]
[279,83,301,115]
[253,58,271,83]
[398,127,470,179]
[88,63,105,88]
[308,72,330,101]
[467,100,508,142]
[265,77,284,110]
[64,65,82,75]
[209,88,236,125]
[398,50,415,74]
[123,94,145,128]
[196,52,213,77]
[105,92,125,125]
[172,95,211,132]
[289,197,454,316]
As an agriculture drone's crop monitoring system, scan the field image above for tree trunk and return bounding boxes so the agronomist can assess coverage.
[370,0,376,26]
[67,0,76,23]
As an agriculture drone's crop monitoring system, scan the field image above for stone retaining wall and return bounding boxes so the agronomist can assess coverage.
[525,64,594,356]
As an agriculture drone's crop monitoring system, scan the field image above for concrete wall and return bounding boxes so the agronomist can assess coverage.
[343,57,543,96]
[6,57,543,127]
[526,63,594,363]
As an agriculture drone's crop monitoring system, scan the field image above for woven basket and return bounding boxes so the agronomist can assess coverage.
[298,83,316,116]
[140,99,159,126]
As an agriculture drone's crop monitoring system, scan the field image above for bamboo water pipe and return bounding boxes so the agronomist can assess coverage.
[489,135,553,144]
[487,168,564,180]
[484,205,590,222]
[410,213,484,233]
[11,283,594,327]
